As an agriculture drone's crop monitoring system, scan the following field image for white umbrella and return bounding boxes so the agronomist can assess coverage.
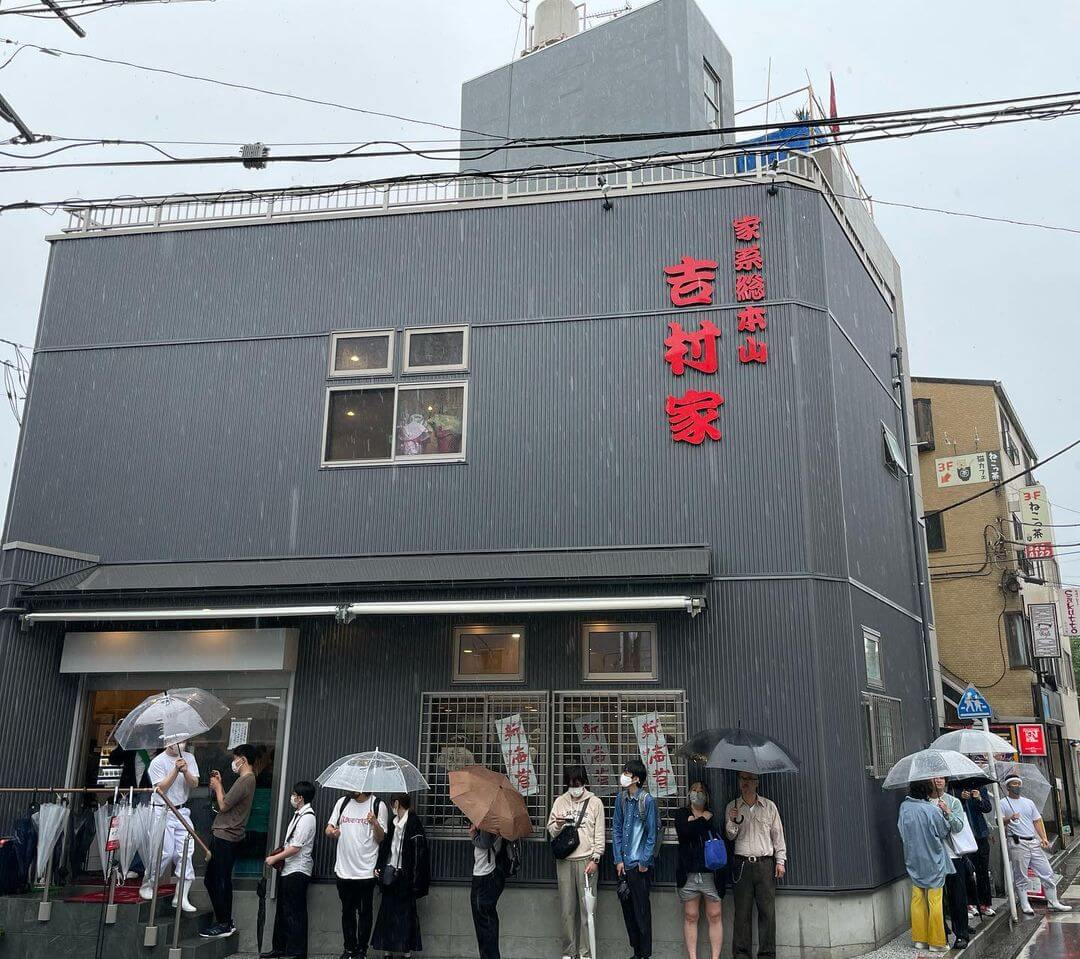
[137,805,168,883]
[583,869,598,959]
[882,748,984,790]
[93,802,114,879]
[116,804,140,877]
[34,803,70,884]
[317,750,429,794]
[113,688,228,750]
[930,728,1016,758]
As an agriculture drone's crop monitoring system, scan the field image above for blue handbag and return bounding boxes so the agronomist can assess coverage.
[704,834,728,871]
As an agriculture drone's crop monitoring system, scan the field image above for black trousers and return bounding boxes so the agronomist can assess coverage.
[471,869,505,959]
[965,836,993,908]
[733,857,776,959]
[337,878,376,955]
[272,872,310,958]
[204,835,241,925]
[944,859,971,941]
[619,866,653,959]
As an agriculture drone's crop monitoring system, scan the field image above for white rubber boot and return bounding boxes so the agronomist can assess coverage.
[180,891,197,914]
[138,880,154,901]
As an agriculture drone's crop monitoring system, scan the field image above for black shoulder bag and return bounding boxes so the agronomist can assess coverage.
[550,798,590,860]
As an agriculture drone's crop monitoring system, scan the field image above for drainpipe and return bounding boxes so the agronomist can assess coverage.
[892,347,940,734]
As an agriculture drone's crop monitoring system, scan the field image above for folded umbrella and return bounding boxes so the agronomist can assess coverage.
[996,761,1053,813]
[113,688,228,750]
[449,765,532,841]
[882,748,984,790]
[931,728,1017,758]
[255,869,268,956]
[583,868,598,959]
[34,802,70,884]
[680,727,800,774]
[93,802,114,879]
[317,750,429,794]
[116,804,140,878]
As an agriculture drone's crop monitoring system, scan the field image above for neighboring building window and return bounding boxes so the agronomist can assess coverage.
[1001,409,1020,465]
[863,627,884,688]
[417,691,549,837]
[453,626,525,683]
[913,398,935,450]
[322,382,467,466]
[862,692,903,778]
[329,330,394,376]
[1012,513,1024,543]
[1005,611,1031,668]
[882,423,908,475]
[582,623,657,681]
[403,326,469,373]
[703,59,722,129]
[554,690,686,841]
[925,512,945,552]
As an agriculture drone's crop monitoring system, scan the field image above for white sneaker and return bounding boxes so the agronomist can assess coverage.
[913,942,928,950]
[929,947,949,955]
[1049,901,1074,912]
[138,882,153,901]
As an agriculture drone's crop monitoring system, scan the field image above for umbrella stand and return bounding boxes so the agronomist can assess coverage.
[143,808,170,948]
[982,718,1018,924]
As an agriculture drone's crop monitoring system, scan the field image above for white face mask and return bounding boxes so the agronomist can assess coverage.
[619,773,634,788]
[231,759,243,774]
[569,786,585,799]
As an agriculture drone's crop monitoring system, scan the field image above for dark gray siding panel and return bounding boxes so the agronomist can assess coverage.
[0,546,96,590]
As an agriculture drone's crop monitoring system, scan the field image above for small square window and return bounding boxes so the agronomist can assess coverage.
[394,385,467,461]
[882,422,908,475]
[329,331,394,376]
[323,386,395,464]
[453,627,525,682]
[925,512,945,552]
[582,624,657,681]
[863,627,883,688]
[404,326,468,373]
[1005,611,1031,668]
[913,398,935,451]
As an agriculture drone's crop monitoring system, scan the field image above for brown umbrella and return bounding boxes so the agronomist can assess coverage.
[449,765,533,840]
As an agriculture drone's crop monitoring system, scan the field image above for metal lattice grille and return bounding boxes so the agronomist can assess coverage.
[417,691,550,837]
[863,692,904,778]
[554,690,687,842]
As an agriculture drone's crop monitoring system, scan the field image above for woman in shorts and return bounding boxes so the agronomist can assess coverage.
[674,781,725,959]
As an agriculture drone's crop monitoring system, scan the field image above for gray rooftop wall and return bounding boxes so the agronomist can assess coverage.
[459,0,735,173]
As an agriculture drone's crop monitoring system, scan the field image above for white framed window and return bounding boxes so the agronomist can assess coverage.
[863,627,884,689]
[403,326,469,373]
[322,382,467,467]
[863,692,903,778]
[882,422,908,475]
[453,626,525,683]
[328,330,395,377]
[703,58,722,130]
[581,623,657,682]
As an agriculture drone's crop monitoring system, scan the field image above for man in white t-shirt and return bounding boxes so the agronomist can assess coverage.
[140,740,200,913]
[325,792,388,959]
[262,780,318,959]
[1001,775,1072,916]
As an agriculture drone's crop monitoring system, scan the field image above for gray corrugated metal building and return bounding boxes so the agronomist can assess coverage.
[0,3,936,956]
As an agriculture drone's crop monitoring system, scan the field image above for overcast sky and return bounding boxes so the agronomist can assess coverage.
[1,0,1078,589]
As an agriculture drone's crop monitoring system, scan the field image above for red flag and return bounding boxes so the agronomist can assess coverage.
[829,73,839,135]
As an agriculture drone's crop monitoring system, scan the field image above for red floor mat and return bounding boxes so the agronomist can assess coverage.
[66,882,175,903]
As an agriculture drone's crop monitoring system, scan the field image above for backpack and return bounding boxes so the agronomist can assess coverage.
[495,837,521,878]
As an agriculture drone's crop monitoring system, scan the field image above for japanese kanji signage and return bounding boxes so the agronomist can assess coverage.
[1062,589,1080,638]
[494,712,538,797]
[662,213,767,445]
[934,451,1003,488]
[631,711,677,798]
[1029,603,1062,659]
[1019,485,1054,559]
[574,712,616,795]
[1016,723,1046,757]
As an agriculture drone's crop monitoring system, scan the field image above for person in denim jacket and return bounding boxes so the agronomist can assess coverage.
[613,759,659,959]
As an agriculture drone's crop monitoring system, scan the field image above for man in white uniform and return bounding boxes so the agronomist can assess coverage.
[140,739,200,912]
[1001,774,1072,916]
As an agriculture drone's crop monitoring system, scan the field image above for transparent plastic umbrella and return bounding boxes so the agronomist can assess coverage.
[116,803,140,877]
[317,750,429,794]
[93,802,114,878]
[34,802,70,883]
[930,728,1017,758]
[137,805,168,883]
[996,761,1053,813]
[113,688,228,750]
[882,748,984,789]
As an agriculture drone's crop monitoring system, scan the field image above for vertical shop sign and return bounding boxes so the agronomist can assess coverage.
[574,712,616,795]
[1062,588,1080,638]
[1019,485,1055,559]
[631,711,677,798]
[1016,723,1047,757]
[1029,603,1062,658]
[228,720,250,750]
[494,712,538,797]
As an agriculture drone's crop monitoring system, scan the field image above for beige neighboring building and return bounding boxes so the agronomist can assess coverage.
[913,376,1080,842]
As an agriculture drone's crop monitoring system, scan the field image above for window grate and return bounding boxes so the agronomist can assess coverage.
[417,691,549,838]
[554,690,687,842]
[863,692,904,778]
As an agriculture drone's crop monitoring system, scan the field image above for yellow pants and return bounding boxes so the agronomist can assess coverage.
[910,885,946,948]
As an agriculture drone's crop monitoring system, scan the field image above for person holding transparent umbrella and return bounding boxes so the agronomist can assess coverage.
[1001,774,1072,916]
[141,740,200,912]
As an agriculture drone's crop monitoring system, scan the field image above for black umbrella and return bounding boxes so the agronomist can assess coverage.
[680,727,800,774]
[255,868,268,955]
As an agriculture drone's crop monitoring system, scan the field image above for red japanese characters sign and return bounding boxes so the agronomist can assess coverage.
[631,711,677,798]
[1016,724,1046,757]
[661,213,769,445]
[494,712,539,796]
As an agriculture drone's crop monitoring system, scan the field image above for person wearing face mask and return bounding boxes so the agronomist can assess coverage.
[200,743,258,940]
[141,738,200,911]
[675,782,724,959]
[1001,775,1073,916]
[372,793,430,959]
[547,765,605,959]
[262,781,318,959]
[613,759,658,959]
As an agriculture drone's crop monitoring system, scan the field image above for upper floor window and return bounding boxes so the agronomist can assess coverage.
[882,422,908,475]
[913,398,935,451]
[1001,409,1020,465]
[1005,611,1031,668]
[703,59,722,130]
[925,512,945,552]
[453,626,525,683]
[582,624,658,681]
[329,330,394,376]
[863,627,884,689]
[404,326,469,373]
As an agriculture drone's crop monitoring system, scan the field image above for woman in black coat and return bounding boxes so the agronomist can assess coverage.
[674,781,726,959]
[373,793,430,958]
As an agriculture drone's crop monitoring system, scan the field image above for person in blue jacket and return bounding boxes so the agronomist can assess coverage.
[613,758,659,959]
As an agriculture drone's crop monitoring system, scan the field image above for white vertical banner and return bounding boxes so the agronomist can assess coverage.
[632,711,677,798]
[1062,589,1080,638]
[1029,604,1062,659]
[494,712,538,797]
[574,712,617,795]
[1020,485,1055,559]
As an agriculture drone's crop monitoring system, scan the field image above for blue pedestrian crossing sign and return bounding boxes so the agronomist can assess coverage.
[957,686,992,720]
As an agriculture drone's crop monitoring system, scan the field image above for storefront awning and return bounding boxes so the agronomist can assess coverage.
[22,594,706,625]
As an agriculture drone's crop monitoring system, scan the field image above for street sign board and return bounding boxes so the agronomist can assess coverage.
[1029,603,1061,658]
[1063,588,1080,638]
[1017,723,1047,756]
[957,686,993,719]
[1019,485,1054,560]
[934,451,1003,488]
